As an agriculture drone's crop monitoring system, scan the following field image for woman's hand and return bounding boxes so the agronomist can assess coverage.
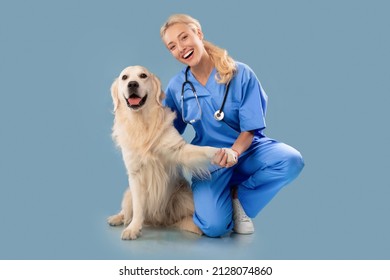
[212,148,239,168]
[212,131,254,168]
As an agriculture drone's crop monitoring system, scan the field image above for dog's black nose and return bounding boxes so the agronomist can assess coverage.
[128,81,139,89]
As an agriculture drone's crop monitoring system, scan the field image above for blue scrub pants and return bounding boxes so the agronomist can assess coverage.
[191,138,304,237]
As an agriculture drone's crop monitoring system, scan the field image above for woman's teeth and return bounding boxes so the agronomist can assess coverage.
[183,50,194,59]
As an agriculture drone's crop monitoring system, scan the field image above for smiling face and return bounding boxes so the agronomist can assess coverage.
[162,23,206,67]
[111,65,164,114]
[118,66,150,110]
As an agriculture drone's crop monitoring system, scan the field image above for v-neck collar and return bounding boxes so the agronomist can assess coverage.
[188,67,217,89]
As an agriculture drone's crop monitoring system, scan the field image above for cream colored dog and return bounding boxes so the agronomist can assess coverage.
[107,66,237,240]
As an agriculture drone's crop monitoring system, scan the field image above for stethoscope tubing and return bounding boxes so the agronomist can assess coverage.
[183,66,230,121]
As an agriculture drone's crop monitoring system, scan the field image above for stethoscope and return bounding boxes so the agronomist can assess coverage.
[182,66,230,121]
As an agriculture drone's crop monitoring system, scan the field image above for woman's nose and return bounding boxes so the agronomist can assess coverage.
[177,42,185,52]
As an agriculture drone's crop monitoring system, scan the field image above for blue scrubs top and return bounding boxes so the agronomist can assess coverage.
[164,62,268,149]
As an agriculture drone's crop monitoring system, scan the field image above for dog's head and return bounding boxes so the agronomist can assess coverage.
[111,65,164,112]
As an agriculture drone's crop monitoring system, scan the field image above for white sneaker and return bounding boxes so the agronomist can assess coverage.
[232,198,255,234]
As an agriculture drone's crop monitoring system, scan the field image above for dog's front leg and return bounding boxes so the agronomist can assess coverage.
[121,183,145,240]
[177,145,219,167]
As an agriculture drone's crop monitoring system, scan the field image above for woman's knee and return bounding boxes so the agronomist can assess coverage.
[201,222,232,238]
[194,213,233,238]
[289,150,305,176]
[283,148,304,180]
[261,144,304,184]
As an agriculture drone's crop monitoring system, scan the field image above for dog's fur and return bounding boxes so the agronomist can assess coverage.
[107,66,236,240]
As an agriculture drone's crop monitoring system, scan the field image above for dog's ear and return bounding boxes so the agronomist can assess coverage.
[152,74,165,106]
[110,78,119,112]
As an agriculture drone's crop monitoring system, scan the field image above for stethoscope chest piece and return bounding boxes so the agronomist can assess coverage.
[214,110,224,121]
[183,66,231,123]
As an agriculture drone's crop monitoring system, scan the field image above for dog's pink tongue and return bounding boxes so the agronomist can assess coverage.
[128,97,142,106]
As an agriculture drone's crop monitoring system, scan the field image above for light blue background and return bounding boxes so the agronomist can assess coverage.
[1,0,389,259]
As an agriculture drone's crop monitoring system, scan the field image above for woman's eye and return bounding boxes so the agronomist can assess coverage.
[169,45,176,51]
[139,73,148,79]
[122,75,128,80]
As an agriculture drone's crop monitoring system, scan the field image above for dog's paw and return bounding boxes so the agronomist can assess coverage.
[223,148,238,165]
[107,214,124,226]
[121,225,142,240]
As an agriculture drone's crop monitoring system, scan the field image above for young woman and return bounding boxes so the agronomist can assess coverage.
[160,14,304,237]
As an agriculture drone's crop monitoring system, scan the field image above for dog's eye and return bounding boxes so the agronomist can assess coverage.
[122,75,128,80]
[139,73,148,79]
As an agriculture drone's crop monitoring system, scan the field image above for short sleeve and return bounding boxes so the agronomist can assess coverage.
[239,66,268,133]
[163,85,188,135]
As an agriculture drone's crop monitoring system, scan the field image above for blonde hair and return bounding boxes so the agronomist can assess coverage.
[160,14,236,84]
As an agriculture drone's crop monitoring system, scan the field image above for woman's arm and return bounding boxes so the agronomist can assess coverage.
[213,130,254,168]
[231,130,254,156]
